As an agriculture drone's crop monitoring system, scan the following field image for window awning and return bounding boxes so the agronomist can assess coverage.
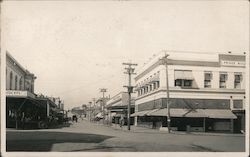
[147,108,237,119]
[175,70,194,80]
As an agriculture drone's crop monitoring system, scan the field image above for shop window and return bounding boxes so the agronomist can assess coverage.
[204,71,212,88]
[219,72,227,88]
[234,73,242,89]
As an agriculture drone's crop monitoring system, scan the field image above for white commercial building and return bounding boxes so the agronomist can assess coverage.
[132,51,246,133]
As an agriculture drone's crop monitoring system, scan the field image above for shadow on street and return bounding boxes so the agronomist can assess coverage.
[6,131,113,151]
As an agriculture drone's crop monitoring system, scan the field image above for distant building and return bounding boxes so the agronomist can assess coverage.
[106,92,135,125]
[93,97,110,120]
[132,51,246,133]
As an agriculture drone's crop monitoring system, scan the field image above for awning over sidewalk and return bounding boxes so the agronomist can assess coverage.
[203,109,237,119]
[130,110,152,117]
[131,109,157,117]
[142,108,237,119]
[148,108,205,117]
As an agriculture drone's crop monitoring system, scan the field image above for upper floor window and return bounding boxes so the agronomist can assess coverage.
[234,73,242,89]
[175,79,192,88]
[19,78,23,90]
[219,72,227,88]
[174,70,193,88]
[15,75,18,90]
[204,71,212,88]
[9,72,13,90]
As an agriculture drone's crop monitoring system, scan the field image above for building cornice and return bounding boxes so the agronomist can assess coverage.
[135,88,245,101]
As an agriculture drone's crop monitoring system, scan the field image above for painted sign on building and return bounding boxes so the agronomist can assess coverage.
[6,90,35,98]
[221,60,245,67]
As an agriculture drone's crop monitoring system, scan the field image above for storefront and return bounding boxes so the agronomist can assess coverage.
[133,98,237,132]
[6,90,59,129]
[106,92,135,126]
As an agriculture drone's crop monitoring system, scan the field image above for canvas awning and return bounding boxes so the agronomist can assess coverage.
[174,70,194,80]
[203,109,237,119]
[148,108,205,117]
[148,108,236,119]
[130,109,156,117]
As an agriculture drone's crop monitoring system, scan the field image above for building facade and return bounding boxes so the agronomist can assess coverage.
[106,92,135,125]
[6,52,60,129]
[133,51,246,133]
[6,51,36,93]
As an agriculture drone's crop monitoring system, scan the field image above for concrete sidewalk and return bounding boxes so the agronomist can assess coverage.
[104,122,245,137]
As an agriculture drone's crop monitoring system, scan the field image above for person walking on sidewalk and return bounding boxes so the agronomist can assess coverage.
[119,115,124,128]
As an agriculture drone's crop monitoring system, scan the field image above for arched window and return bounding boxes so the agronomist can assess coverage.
[19,77,23,90]
[15,75,18,90]
[10,72,13,90]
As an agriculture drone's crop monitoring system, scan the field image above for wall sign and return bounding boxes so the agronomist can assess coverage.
[221,60,245,67]
[6,90,35,98]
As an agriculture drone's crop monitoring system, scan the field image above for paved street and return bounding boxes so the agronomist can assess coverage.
[7,119,245,152]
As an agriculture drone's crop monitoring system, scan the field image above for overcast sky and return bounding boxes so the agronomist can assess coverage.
[2,1,249,110]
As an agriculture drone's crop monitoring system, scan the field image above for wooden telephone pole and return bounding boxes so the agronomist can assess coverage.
[159,53,171,133]
[123,62,137,130]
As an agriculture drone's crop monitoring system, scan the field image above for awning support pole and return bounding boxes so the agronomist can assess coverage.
[203,117,206,132]
[15,99,27,129]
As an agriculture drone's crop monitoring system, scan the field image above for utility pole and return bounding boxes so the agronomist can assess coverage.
[100,88,107,124]
[123,62,137,130]
[89,101,92,121]
[159,53,171,133]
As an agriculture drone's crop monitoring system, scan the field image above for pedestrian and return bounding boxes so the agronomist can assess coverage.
[119,115,124,128]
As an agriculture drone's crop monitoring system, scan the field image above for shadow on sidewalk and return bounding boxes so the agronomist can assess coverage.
[7,131,113,152]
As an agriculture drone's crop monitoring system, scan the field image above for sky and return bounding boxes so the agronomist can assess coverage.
[2,1,249,110]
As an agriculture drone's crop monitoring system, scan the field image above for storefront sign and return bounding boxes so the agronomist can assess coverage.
[221,60,245,67]
[6,90,35,98]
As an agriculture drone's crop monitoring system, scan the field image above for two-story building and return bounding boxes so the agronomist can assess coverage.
[6,52,59,129]
[132,51,246,133]
[106,92,135,125]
